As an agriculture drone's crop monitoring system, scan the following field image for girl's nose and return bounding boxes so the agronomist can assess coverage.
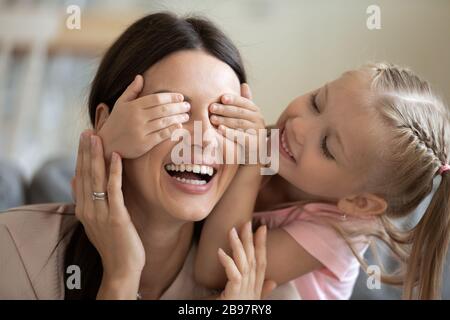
[290,116,306,146]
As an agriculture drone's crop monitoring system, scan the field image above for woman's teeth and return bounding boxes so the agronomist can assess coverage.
[281,130,295,158]
[165,164,214,176]
[173,177,207,185]
[165,163,216,186]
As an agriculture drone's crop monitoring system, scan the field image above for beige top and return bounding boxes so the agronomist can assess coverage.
[0,203,300,300]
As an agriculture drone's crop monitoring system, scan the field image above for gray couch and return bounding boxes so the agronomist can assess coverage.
[0,157,449,299]
[0,159,27,211]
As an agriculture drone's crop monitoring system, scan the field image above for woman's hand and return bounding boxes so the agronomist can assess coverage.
[209,84,266,164]
[98,75,190,160]
[217,222,277,300]
[75,130,145,299]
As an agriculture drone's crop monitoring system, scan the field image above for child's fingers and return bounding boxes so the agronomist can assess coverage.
[135,92,184,109]
[254,225,268,295]
[209,103,258,122]
[144,123,183,150]
[241,83,253,100]
[107,152,126,215]
[144,102,190,120]
[218,125,258,154]
[229,227,249,275]
[116,75,144,104]
[220,94,258,112]
[145,113,189,133]
[90,135,109,217]
[210,115,257,130]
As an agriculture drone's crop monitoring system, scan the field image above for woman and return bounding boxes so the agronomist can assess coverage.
[0,12,299,300]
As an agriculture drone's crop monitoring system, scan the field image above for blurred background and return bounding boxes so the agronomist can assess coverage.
[0,0,449,300]
[0,0,449,180]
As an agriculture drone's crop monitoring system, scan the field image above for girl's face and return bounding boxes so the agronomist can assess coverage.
[275,72,385,202]
[122,50,240,222]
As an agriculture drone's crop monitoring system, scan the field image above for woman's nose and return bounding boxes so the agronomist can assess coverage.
[184,105,219,149]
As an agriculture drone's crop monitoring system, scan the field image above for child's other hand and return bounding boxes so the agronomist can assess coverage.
[210,83,265,132]
[98,75,190,160]
[217,222,277,300]
[209,84,266,165]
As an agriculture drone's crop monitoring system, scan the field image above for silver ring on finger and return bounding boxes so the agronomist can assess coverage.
[92,191,108,201]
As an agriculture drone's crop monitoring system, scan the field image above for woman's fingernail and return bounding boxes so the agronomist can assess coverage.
[211,115,218,122]
[223,95,230,103]
[210,103,217,111]
[184,102,190,109]
[111,152,118,163]
[177,94,184,102]
[231,227,238,238]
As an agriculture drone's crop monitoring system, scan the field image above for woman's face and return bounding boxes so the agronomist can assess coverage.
[275,71,386,201]
[123,50,241,222]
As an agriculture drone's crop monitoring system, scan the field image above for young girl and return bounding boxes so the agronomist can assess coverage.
[96,62,449,299]
[194,62,450,300]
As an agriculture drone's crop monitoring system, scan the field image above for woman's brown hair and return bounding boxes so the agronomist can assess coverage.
[64,11,247,299]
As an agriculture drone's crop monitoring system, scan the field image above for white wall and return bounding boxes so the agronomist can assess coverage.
[147,0,450,123]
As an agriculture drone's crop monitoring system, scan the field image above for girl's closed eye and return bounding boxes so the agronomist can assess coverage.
[309,92,335,161]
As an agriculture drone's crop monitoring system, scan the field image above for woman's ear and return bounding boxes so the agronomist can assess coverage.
[95,103,110,132]
[337,192,387,218]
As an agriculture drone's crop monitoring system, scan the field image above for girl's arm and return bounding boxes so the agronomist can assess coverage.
[195,84,324,289]
[195,164,262,288]
[264,228,323,286]
[195,83,266,288]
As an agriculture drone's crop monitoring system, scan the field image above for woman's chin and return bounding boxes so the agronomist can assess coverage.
[163,198,214,221]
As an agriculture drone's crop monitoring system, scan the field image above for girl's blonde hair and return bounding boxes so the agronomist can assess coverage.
[358,62,450,299]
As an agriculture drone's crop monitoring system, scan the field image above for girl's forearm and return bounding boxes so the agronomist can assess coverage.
[195,165,262,289]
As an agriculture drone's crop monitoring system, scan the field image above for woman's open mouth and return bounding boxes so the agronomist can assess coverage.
[280,127,296,163]
[164,163,218,194]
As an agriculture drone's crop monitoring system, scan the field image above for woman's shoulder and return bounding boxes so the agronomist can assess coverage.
[0,202,78,239]
[0,203,78,299]
[0,202,76,216]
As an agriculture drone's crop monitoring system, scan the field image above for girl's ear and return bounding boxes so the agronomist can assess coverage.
[95,103,110,132]
[337,192,387,218]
